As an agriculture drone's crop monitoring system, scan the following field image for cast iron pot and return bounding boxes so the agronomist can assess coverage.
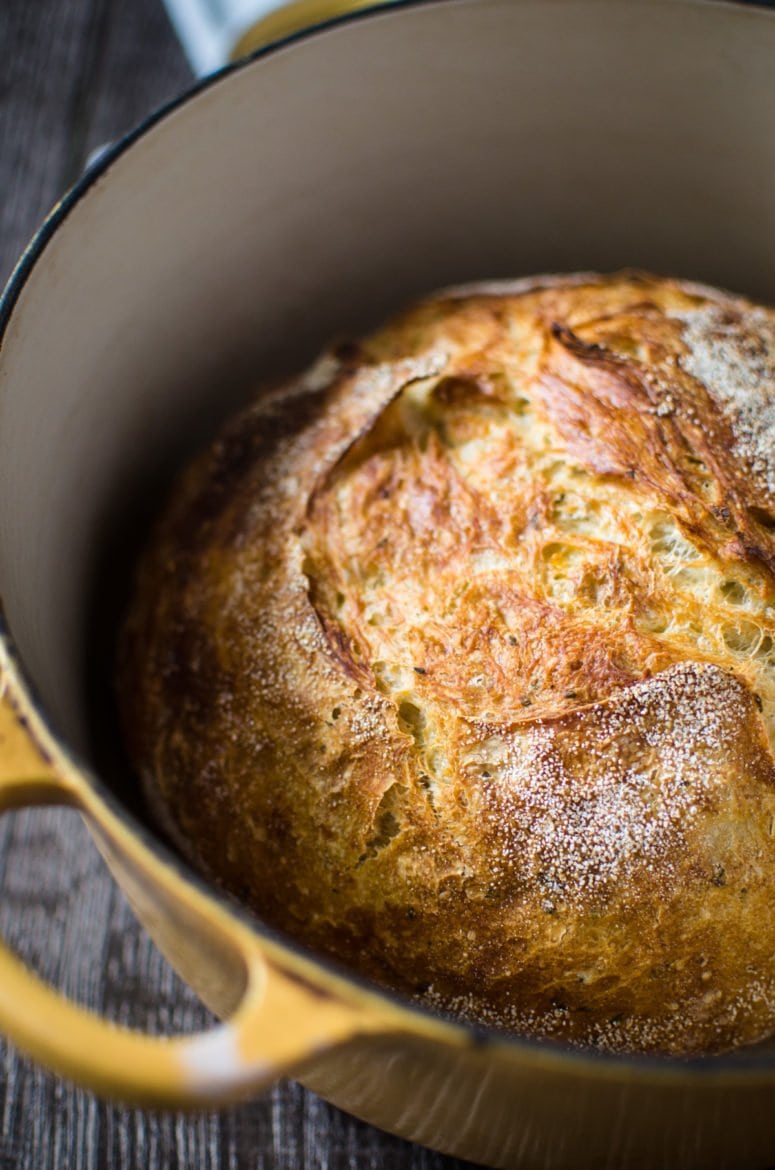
[1,2,774,1166]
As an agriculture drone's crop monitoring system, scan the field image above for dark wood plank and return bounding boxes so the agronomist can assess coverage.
[0,2,471,1167]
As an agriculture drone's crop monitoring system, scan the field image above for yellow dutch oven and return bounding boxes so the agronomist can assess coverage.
[1,1,775,1166]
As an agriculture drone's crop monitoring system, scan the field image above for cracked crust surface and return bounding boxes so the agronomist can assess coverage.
[118,272,775,1055]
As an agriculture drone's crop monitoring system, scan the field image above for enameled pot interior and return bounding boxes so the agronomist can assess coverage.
[1,0,774,1006]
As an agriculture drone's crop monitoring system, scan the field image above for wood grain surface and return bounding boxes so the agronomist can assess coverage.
[0,3,473,1166]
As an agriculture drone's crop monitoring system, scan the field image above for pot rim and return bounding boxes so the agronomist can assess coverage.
[2,0,775,1083]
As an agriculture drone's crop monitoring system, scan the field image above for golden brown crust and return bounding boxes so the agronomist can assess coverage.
[118,272,775,1055]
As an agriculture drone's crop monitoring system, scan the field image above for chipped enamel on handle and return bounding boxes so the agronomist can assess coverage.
[0,661,367,1108]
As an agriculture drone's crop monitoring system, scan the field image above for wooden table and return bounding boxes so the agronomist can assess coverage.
[0,3,472,1166]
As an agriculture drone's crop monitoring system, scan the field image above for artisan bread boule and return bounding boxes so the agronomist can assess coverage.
[118,272,775,1055]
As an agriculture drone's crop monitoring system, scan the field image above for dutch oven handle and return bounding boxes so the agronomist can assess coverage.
[0,661,375,1108]
[163,0,391,77]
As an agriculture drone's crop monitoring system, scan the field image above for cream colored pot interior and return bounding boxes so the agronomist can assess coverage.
[1,0,774,768]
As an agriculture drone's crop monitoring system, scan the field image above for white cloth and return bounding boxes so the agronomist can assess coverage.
[162,0,285,75]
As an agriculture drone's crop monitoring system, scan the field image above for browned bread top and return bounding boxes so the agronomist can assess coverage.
[118,272,775,1055]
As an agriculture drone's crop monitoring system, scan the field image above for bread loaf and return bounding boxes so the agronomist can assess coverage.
[118,272,775,1055]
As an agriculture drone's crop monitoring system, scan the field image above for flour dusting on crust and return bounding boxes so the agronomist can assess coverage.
[676,305,775,496]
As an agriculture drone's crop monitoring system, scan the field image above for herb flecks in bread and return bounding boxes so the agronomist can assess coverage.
[119,273,775,1056]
